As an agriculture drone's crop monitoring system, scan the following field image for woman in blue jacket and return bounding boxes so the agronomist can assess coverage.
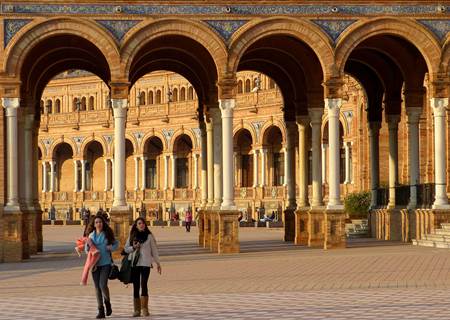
[86,214,119,318]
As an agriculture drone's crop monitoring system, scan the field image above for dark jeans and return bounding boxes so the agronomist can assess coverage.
[185,221,191,232]
[132,266,151,298]
[92,265,111,309]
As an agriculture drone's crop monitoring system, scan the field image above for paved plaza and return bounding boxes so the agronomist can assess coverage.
[1,226,450,319]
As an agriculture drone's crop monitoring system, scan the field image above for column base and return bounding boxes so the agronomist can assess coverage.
[432,203,450,210]
[0,209,29,262]
[324,209,346,249]
[326,203,344,210]
[21,207,43,255]
[283,208,296,242]
[294,208,309,245]
[217,210,240,254]
[109,207,132,260]
[197,210,205,246]
[308,208,326,248]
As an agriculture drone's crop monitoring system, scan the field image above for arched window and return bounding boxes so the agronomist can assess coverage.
[81,97,87,111]
[73,97,79,111]
[237,80,243,94]
[89,96,95,110]
[46,99,53,114]
[180,87,186,101]
[148,91,154,104]
[55,99,61,113]
[188,87,194,100]
[172,88,178,102]
[245,79,251,93]
[139,91,146,105]
[156,90,162,104]
[269,78,276,89]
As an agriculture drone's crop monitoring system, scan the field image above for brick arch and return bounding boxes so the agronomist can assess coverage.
[321,113,349,137]
[233,122,257,147]
[141,131,168,153]
[3,17,120,79]
[442,37,450,79]
[49,139,77,159]
[335,17,442,82]
[80,137,107,158]
[37,141,46,158]
[170,129,197,153]
[121,18,228,80]
[228,17,335,80]
[260,120,286,146]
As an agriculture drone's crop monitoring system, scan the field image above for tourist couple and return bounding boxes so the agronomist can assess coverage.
[83,214,162,318]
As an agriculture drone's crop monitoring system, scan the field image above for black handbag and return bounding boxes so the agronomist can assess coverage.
[108,251,119,280]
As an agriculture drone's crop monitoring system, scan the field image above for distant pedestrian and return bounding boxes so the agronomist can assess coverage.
[185,209,193,232]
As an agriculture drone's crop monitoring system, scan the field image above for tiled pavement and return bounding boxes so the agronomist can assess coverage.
[1,226,450,319]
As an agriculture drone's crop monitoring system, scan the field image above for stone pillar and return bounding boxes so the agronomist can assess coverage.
[134,157,139,191]
[368,122,381,208]
[73,160,78,192]
[111,98,128,208]
[110,159,114,191]
[321,144,327,184]
[23,113,35,206]
[141,156,147,190]
[170,154,176,189]
[200,124,208,207]
[386,115,400,208]
[297,116,309,207]
[406,108,422,209]
[193,153,199,189]
[431,98,450,209]
[285,121,296,209]
[49,160,56,192]
[260,149,267,187]
[326,98,343,209]
[205,117,214,206]
[43,161,48,192]
[210,108,222,207]
[309,108,324,207]
[104,159,109,191]
[253,149,259,187]
[2,97,20,208]
[344,142,351,184]
[164,155,169,190]
[81,160,86,192]
[219,99,236,209]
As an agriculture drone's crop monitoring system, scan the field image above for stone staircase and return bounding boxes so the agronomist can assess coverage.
[412,223,450,248]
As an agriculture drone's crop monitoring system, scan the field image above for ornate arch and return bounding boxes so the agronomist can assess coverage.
[260,119,287,146]
[233,122,257,147]
[49,138,77,159]
[335,17,442,81]
[321,113,349,137]
[170,128,197,153]
[228,17,335,79]
[141,130,168,153]
[80,136,107,158]
[3,17,120,79]
[121,18,228,80]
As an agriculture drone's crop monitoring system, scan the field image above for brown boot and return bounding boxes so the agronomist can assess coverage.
[133,298,141,317]
[141,296,149,317]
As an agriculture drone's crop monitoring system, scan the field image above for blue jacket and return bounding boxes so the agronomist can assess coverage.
[85,231,119,266]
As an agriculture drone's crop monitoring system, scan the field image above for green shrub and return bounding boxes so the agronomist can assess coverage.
[344,191,371,218]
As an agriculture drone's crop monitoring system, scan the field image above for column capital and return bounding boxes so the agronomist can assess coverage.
[386,114,400,129]
[406,107,422,124]
[111,98,128,118]
[219,99,236,118]
[296,115,310,127]
[368,121,381,132]
[325,98,342,117]
[308,108,323,124]
[431,97,449,117]
[2,97,19,117]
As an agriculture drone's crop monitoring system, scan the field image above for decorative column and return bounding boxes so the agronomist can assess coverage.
[219,99,236,209]
[285,121,296,209]
[321,144,327,184]
[170,153,176,189]
[43,161,48,192]
[368,122,381,208]
[49,160,56,192]
[134,157,139,191]
[73,160,78,192]
[111,98,128,208]
[81,160,86,192]
[104,159,109,191]
[141,156,147,190]
[406,108,422,209]
[431,98,450,209]
[2,97,20,208]
[205,117,214,206]
[344,142,351,184]
[309,108,324,207]
[110,159,114,191]
[297,115,309,207]
[193,153,199,189]
[260,149,267,187]
[253,149,259,187]
[386,114,400,208]
[210,108,223,208]
[200,124,208,207]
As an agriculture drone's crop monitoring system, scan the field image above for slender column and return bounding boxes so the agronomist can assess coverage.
[193,153,199,189]
[285,121,296,209]
[110,159,114,191]
[2,97,20,208]
[297,116,309,207]
[260,149,267,187]
[200,124,208,207]
[141,156,147,190]
[104,159,109,191]
[406,108,422,209]
[134,157,139,191]
[210,108,223,207]
[219,99,236,209]
[309,108,324,207]
[344,142,351,184]
[111,98,128,208]
[368,122,381,207]
[163,155,169,190]
[205,117,214,206]
[321,144,327,184]
[432,98,450,209]
[50,160,56,192]
[43,161,48,192]
[81,160,86,192]
[386,115,400,208]
[253,149,259,187]
[73,160,78,192]
[170,154,176,189]
[23,113,35,206]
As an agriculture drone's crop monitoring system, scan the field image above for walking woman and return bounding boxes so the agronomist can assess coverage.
[124,217,162,317]
[86,214,119,318]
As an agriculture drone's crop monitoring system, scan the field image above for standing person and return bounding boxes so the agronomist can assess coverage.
[85,214,119,319]
[185,209,192,232]
[124,217,162,317]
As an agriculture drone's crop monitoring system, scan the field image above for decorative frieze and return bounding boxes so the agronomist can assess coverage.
[418,20,450,41]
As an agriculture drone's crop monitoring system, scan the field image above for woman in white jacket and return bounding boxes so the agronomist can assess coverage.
[124,217,162,317]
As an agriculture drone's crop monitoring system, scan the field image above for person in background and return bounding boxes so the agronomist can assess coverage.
[185,209,193,232]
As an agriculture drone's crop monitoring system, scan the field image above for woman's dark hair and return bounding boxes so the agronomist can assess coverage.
[129,217,151,245]
[87,213,116,244]
[83,215,96,237]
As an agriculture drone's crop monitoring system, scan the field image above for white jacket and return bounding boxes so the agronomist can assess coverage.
[124,233,160,267]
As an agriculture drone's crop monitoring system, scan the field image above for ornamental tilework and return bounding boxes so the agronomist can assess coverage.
[418,20,450,41]
[192,128,202,145]
[3,19,32,47]
[96,20,141,41]
[312,20,356,42]
[162,129,174,145]
[204,20,248,41]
